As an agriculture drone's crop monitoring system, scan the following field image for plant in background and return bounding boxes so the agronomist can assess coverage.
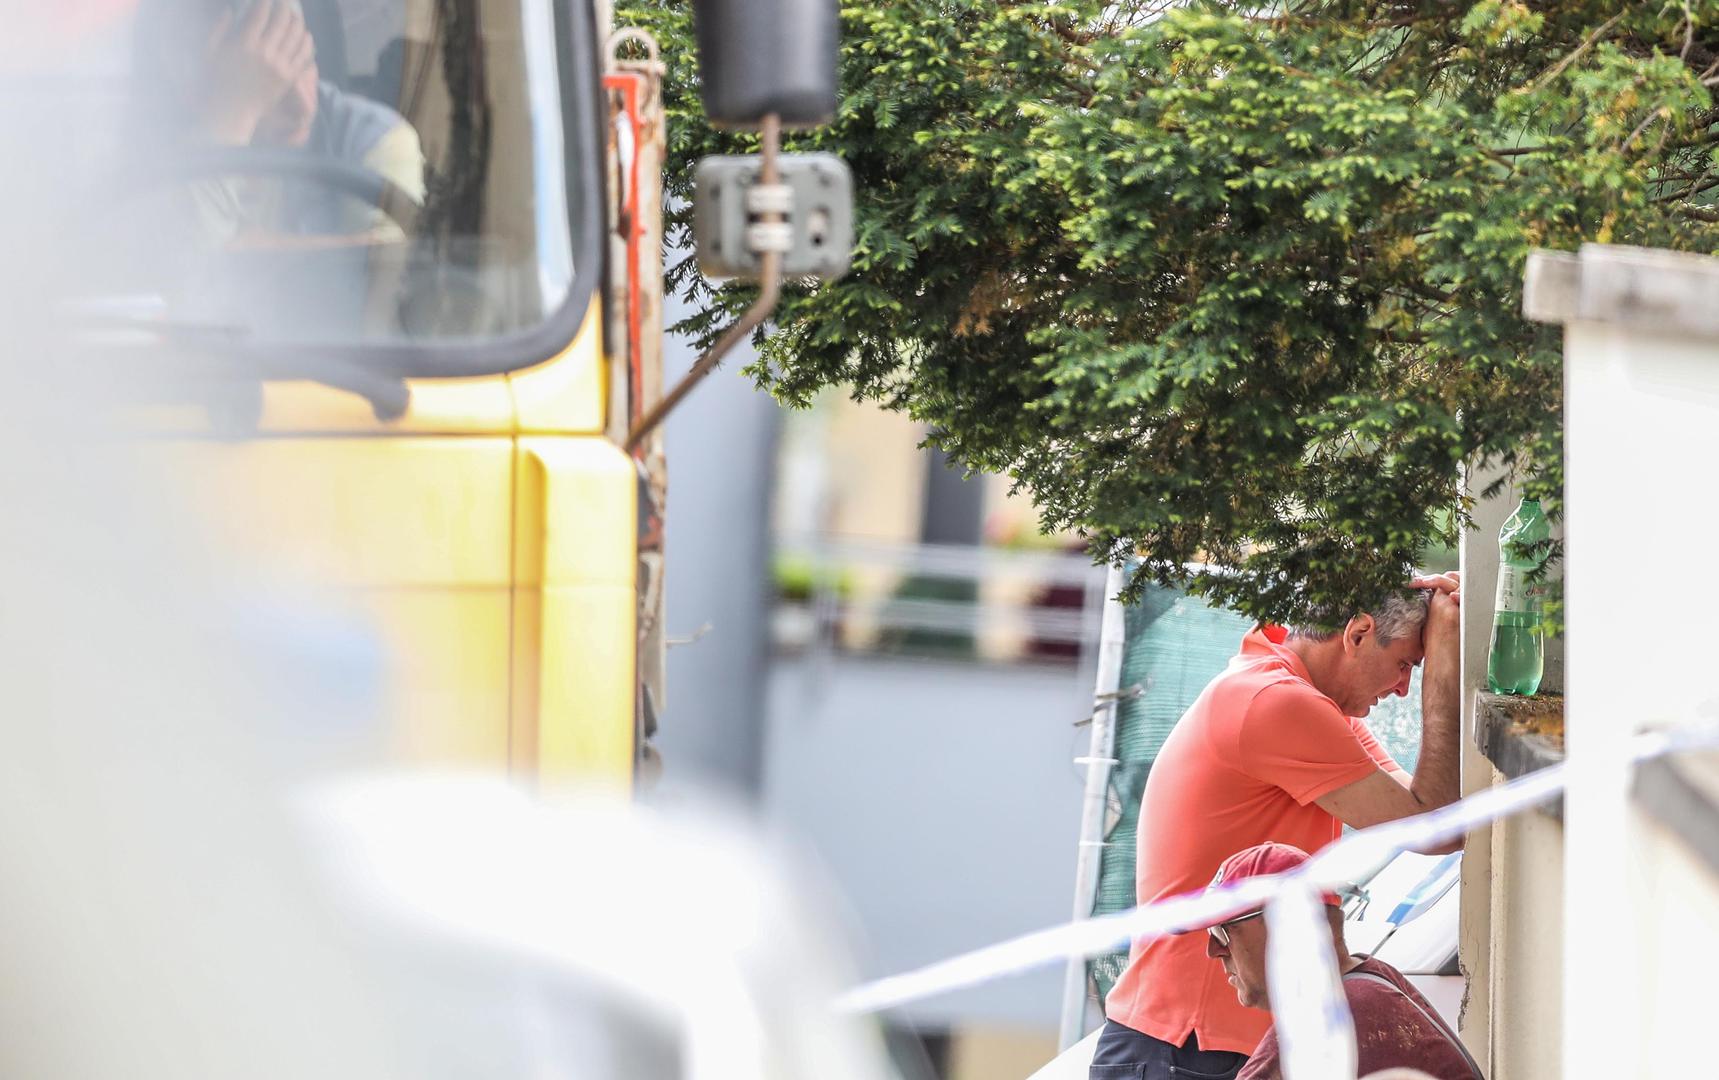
[772,553,854,604]
[619,0,1719,626]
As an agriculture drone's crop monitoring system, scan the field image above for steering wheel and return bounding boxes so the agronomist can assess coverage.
[136,145,420,236]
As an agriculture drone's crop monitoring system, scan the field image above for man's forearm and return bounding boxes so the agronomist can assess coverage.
[1410,645,1462,810]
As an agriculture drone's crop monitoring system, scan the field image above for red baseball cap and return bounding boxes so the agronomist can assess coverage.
[1179,842,1344,932]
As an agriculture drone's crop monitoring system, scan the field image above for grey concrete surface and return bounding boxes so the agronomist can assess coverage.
[763,653,1090,1030]
[655,288,784,797]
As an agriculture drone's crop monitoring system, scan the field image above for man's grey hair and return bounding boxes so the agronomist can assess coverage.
[1286,590,1431,647]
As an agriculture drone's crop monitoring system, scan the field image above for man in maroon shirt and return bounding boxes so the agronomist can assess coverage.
[1197,844,1482,1080]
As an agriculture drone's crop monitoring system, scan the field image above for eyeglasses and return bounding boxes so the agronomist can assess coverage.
[1207,910,1264,949]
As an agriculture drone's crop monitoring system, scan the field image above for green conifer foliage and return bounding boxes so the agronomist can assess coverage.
[620,1,1719,625]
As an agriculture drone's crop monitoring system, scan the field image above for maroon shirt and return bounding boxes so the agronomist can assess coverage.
[1237,957,1482,1080]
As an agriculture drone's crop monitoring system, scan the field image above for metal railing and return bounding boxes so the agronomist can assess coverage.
[772,536,1109,669]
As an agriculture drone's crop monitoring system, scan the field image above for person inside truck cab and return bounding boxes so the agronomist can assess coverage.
[139,0,425,243]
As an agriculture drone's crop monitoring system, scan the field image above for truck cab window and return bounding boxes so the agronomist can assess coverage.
[70,0,591,362]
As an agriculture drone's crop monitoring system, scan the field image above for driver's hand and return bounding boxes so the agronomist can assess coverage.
[200,1,316,145]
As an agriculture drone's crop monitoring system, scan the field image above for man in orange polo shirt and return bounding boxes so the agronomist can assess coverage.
[1090,576,1461,1080]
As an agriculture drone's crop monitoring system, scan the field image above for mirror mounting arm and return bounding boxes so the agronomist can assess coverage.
[624,113,784,452]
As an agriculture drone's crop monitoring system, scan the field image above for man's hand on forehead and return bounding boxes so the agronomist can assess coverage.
[1410,571,1460,597]
[1408,573,1459,649]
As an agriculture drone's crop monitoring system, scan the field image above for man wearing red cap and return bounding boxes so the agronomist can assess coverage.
[1091,576,1462,1079]
[1195,843,1482,1080]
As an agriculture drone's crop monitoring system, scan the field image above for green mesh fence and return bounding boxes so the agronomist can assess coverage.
[1085,584,1426,1003]
[1086,585,1252,999]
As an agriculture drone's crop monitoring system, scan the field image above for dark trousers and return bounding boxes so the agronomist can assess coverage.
[1089,1020,1248,1080]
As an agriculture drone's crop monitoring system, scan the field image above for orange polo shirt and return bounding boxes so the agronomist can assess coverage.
[1103,625,1405,1054]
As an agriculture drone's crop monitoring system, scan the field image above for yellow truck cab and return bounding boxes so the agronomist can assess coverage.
[52,0,656,787]
[57,0,841,788]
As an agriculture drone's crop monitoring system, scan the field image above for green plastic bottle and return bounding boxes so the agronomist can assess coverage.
[1486,498,1549,695]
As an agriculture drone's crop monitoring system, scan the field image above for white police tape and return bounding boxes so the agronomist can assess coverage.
[833,721,1719,1019]
[1268,881,1355,1080]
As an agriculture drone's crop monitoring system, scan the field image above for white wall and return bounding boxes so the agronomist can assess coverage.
[1561,318,1718,1074]
[1457,467,1567,1078]
[1526,245,1719,1078]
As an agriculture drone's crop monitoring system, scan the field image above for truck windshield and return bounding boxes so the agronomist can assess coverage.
[54,0,598,376]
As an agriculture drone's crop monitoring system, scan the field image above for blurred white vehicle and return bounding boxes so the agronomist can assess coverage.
[295,773,899,1080]
[1343,850,1463,1026]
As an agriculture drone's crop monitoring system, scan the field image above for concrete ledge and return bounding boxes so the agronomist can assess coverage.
[1525,244,1719,337]
[1634,751,1719,876]
[1474,692,1565,820]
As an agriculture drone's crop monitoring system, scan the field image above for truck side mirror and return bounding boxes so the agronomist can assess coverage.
[693,153,852,280]
[692,0,838,129]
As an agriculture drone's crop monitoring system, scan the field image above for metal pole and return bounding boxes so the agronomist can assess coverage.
[1058,563,1129,1049]
[625,114,783,452]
